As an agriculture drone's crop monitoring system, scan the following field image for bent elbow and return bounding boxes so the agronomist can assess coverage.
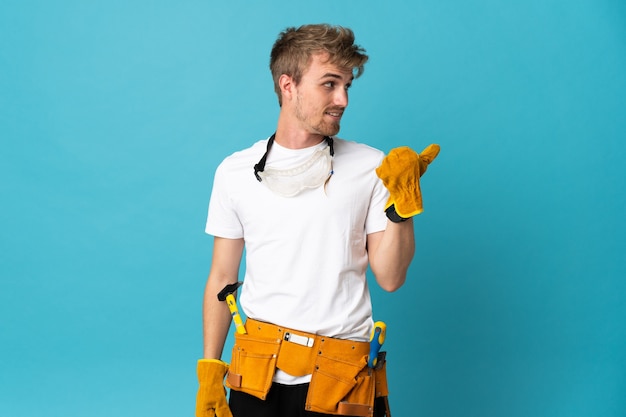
[377,276,406,292]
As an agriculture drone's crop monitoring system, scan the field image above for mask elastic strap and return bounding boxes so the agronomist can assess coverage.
[327,136,334,157]
[254,134,275,181]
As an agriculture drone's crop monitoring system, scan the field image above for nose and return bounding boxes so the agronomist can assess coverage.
[333,88,348,107]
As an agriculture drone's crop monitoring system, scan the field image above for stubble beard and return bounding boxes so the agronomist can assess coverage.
[295,93,341,137]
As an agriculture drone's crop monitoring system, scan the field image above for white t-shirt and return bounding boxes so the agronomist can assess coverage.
[205,137,389,381]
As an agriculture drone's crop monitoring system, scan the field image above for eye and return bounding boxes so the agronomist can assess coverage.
[323,81,335,88]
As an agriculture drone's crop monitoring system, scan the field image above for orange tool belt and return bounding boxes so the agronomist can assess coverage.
[226,318,390,417]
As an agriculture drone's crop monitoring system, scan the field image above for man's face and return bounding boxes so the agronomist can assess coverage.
[291,53,354,137]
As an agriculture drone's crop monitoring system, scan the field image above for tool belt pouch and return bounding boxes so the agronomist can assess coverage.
[225,331,280,400]
[306,351,389,417]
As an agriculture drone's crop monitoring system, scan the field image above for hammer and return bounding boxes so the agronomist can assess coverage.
[217,282,247,334]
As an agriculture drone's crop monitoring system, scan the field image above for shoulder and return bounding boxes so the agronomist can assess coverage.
[215,138,269,174]
[332,137,385,165]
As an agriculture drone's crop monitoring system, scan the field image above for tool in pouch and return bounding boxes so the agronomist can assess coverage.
[217,281,247,334]
[368,321,386,368]
[368,321,391,416]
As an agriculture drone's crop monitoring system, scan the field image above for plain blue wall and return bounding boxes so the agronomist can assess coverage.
[1,1,625,416]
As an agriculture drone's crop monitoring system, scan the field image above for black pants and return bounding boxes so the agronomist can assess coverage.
[229,383,388,417]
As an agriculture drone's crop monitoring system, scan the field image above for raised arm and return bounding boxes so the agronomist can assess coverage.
[368,144,440,292]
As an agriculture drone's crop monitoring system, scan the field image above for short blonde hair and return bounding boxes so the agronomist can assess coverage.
[270,24,369,105]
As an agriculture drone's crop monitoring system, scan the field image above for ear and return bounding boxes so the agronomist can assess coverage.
[278,74,295,103]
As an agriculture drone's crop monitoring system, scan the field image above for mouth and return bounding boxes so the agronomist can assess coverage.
[325,110,344,119]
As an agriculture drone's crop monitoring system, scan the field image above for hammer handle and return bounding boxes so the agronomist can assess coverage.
[226,293,247,334]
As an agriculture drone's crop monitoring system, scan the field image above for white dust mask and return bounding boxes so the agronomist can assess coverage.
[254,135,334,198]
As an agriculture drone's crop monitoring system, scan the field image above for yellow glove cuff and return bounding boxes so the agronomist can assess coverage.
[198,359,228,366]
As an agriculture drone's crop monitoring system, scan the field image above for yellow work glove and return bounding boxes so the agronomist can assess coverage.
[195,359,233,417]
[376,144,440,221]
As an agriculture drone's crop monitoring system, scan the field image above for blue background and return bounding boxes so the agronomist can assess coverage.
[1,1,625,416]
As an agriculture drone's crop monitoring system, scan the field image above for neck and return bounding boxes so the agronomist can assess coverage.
[274,114,325,150]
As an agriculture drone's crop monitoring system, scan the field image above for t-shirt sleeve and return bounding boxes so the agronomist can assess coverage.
[205,162,244,239]
[365,154,389,235]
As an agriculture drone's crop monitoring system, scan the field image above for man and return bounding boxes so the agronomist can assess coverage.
[196,24,439,417]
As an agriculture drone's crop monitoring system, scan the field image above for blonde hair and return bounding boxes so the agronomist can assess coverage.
[270,24,369,105]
